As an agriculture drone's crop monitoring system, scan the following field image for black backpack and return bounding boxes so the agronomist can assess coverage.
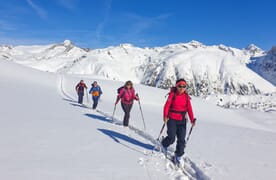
[117,86,124,94]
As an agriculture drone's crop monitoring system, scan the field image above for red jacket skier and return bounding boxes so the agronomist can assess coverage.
[161,78,196,165]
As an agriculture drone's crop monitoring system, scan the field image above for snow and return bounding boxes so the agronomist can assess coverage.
[206,93,276,112]
[248,46,276,86]
[1,60,276,180]
[1,40,275,96]
[63,40,72,47]
[243,44,265,57]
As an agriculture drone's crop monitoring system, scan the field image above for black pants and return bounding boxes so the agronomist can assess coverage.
[78,92,84,104]
[121,103,133,126]
[162,119,187,157]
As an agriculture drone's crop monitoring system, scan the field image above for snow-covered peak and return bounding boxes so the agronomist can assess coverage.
[244,44,264,57]
[248,45,276,86]
[0,45,13,50]
[246,44,262,51]
[63,39,73,47]
[188,40,205,48]
[119,43,134,48]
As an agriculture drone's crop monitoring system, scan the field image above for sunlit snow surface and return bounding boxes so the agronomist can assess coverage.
[1,60,275,180]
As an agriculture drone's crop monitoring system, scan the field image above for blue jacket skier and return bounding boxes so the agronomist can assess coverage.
[89,81,103,109]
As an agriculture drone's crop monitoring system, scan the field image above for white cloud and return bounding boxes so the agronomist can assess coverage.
[0,20,15,30]
[129,13,170,33]
[26,0,47,20]
[95,0,112,40]
[0,36,52,46]
[57,0,79,10]
[122,13,171,38]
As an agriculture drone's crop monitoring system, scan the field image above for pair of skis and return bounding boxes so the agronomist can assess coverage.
[153,122,196,177]
[153,138,184,168]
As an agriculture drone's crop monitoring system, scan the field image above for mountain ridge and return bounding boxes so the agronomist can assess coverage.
[1,40,275,96]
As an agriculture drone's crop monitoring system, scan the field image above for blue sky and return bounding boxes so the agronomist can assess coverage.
[0,0,275,50]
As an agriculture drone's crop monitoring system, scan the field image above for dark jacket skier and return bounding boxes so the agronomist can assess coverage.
[75,80,87,104]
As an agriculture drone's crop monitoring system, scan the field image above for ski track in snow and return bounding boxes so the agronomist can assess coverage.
[58,75,210,180]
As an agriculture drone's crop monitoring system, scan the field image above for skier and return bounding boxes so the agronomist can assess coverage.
[75,80,87,104]
[89,81,103,109]
[115,80,139,127]
[161,79,196,166]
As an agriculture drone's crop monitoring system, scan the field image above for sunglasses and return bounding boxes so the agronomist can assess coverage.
[178,85,186,88]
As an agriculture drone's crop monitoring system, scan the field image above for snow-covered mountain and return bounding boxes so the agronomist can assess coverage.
[0,40,89,73]
[243,44,265,57]
[1,40,275,97]
[247,46,276,86]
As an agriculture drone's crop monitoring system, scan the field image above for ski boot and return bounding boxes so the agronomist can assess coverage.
[173,155,184,168]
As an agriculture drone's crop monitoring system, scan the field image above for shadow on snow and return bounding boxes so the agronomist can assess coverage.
[84,113,154,151]
[84,113,114,123]
[98,128,154,151]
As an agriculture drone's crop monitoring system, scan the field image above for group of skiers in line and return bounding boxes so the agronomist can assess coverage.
[75,78,196,166]
[75,80,102,109]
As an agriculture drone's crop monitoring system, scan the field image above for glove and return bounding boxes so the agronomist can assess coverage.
[192,118,196,127]
[164,117,169,123]
[135,93,139,101]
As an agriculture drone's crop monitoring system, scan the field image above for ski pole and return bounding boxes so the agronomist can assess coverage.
[112,104,116,121]
[85,89,89,104]
[185,119,196,145]
[136,93,146,131]
[157,123,166,141]
[153,123,166,152]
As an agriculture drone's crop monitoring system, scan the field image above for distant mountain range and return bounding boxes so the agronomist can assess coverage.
[1,40,275,96]
[247,46,276,86]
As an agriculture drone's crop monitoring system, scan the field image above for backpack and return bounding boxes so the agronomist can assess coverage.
[117,86,124,94]
[165,87,176,99]
[167,87,190,120]
[167,86,189,106]
[117,86,128,98]
[117,86,136,100]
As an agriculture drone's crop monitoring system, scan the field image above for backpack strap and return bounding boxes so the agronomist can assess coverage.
[169,91,189,121]
[169,109,186,114]
[120,88,126,98]
[170,89,189,109]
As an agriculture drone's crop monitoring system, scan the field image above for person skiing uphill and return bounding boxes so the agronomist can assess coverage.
[89,81,102,109]
[75,80,87,104]
[115,80,139,127]
[161,78,196,166]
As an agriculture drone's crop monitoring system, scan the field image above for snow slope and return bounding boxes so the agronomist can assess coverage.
[0,60,161,180]
[1,60,276,180]
[0,60,202,180]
